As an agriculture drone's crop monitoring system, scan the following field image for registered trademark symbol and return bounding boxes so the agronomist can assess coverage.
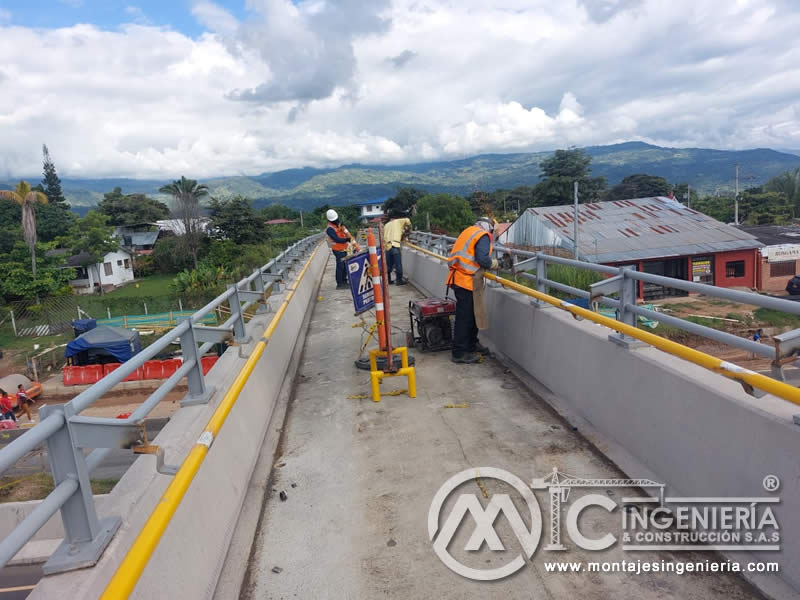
[763,475,780,492]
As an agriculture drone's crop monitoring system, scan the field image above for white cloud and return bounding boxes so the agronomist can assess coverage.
[0,0,799,179]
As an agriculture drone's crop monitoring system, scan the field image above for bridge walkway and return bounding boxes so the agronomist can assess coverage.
[240,256,758,600]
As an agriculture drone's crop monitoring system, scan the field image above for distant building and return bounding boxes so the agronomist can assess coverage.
[265,218,296,225]
[355,199,386,222]
[737,224,800,292]
[502,197,763,300]
[48,248,135,294]
[113,224,161,255]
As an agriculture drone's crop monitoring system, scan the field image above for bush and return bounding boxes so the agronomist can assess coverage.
[152,236,198,274]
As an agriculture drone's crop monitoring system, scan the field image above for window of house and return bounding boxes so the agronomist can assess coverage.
[104,262,113,276]
[725,260,745,278]
[770,261,796,278]
[117,260,123,266]
[124,259,131,269]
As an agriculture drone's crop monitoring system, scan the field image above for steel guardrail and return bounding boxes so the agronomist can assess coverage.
[100,243,321,599]
[405,236,800,406]
[408,231,800,364]
[0,232,323,574]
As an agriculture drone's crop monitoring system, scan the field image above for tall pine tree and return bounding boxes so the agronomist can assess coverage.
[41,144,67,205]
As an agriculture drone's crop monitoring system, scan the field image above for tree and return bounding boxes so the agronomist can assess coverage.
[209,196,266,245]
[765,168,800,214]
[411,194,474,235]
[0,181,48,278]
[159,176,209,268]
[261,204,299,221]
[64,211,120,295]
[384,187,425,218]
[0,241,75,301]
[98,187,170,225]
[535,148,607,206]
[606,174,671,201]
[41,145,67,205]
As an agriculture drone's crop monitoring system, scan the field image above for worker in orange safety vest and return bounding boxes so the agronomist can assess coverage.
[326,209,359,289]
[447,217,498,363]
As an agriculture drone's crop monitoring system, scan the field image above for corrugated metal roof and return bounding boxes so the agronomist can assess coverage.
[504,197,762,262]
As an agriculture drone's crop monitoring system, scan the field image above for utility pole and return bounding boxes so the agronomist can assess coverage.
[300,210,304,228]
[686,184,691,209]
[573,181,579,259]
[735,164,740,225]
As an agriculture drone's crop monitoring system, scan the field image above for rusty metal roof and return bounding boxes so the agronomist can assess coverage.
[505,197,762,263]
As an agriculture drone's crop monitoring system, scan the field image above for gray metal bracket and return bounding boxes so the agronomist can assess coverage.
[512,256,537,273]
[192,325,234,344]
[237,289,267,302]
[181,384,216,407]
[589,274,623,302]
[43,516,121,575]
[133,445,179,476]
[773,328,800,362]
[68,416,146,449]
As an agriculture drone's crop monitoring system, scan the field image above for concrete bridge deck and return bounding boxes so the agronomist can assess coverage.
[237,257,758,600]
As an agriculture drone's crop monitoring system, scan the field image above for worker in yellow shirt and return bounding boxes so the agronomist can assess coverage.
[383,217,411,285]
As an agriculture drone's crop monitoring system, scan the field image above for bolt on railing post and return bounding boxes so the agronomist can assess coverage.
[180,321,215,406]
[228,286,251,344]
[38,404,121,574]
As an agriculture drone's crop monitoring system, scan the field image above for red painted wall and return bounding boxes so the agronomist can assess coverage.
[713,249,758,289]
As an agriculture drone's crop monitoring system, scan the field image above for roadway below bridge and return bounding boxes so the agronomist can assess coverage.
[238,257,760,600]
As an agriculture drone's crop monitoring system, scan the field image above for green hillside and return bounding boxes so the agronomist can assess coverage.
[2,142,798,212]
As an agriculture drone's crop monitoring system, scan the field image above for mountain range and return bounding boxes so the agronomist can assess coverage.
[2,142,799,213]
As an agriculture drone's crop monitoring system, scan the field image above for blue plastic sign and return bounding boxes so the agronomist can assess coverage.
[345,250,382,314]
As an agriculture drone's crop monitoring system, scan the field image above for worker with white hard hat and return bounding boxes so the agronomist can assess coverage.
[326,209,358,289]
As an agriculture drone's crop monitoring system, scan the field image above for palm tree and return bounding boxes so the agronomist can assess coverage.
[159,176,209,268]
[766,168,800,214]
[0,181,48,278]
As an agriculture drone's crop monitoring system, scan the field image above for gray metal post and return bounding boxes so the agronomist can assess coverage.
[9,310,16,337]
[609,266,645,348]
[573,181,579,259]
[38,404,121,574]
[252,268,269,314]
[228,286,251,344]
[535,255,547,294]
[180,321,215,406]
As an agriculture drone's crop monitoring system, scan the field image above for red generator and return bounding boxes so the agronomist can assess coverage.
[407,298,457,352]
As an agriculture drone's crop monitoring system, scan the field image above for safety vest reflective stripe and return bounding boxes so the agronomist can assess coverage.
[448,226,490,275]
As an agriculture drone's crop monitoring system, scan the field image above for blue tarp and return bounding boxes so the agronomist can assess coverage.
[72,318,97,335]
[65,325,141,363]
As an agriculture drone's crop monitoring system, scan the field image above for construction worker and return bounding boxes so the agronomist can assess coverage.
[326,209,357,289]
[383,216,411,285]
[447,217,498,364]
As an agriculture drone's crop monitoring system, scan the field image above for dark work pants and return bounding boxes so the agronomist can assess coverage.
[386,247,402,282]
[452,284,478,357]
[333,250,347,286]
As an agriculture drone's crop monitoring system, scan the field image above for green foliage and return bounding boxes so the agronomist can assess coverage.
[412,193,474,235]
[0,241,75,301]
[765,168,800,214]
[209,196,266,245]
[261,204,300,220]
[692,189,792,224]
[36,202,76,243]
[384,187,424,218]
[159,176,210,268]
[605,174,671,200]
[41,145,67,206]
[151,235,200,274]
[541,264,604,298]
[97,187,170,225]
[753,308,800,328]
[64,211,119,265]
[535,148,607,206]
[313,204,361,230]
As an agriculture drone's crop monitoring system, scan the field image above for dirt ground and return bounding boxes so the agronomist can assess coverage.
[34,387,186,419]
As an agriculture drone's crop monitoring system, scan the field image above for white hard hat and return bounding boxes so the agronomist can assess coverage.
[326,209,339,221]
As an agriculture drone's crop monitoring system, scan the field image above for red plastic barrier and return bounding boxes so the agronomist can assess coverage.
[63,366,84,386]
[143,361,163,380]
[103,363,143,382]
[201,355,218,375]
[83,365,103,384]
[162,358,182,378]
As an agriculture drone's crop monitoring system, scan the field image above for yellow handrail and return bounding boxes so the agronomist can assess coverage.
[404,241,800,407]
[100,244,320,599]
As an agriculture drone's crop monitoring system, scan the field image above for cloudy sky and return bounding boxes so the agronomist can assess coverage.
[0,0,799,179]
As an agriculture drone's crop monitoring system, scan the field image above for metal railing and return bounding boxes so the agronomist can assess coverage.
[0,233,323,575]
[408,231,800,390]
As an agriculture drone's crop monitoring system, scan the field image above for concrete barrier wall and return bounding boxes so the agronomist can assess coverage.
[402,247,800,597]
[30,243,328,600]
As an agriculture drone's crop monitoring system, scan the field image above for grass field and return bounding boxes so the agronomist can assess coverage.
[104,275,176,298]
[0,472,118,503]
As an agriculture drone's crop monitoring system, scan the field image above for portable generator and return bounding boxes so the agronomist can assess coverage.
[407,298,456,352]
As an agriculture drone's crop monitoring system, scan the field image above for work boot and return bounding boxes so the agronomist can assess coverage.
[451,352,480,364]
[473,341,490,354]
[336,283,348,290]
[395,278,407,285]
